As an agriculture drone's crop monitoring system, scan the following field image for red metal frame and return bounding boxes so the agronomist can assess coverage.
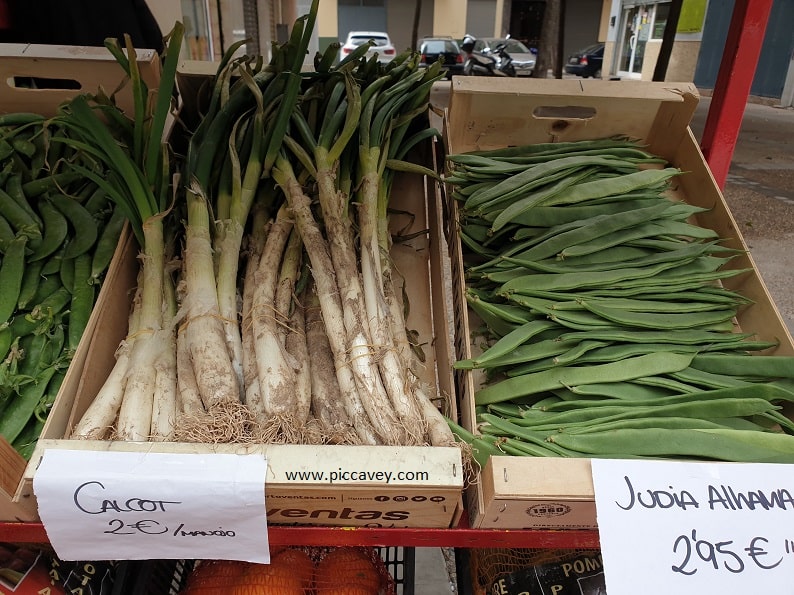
[0,517,600,550]
[700,0,774,189]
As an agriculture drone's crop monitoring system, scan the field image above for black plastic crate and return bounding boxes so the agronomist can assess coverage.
[381,546,415,595]
[111,558,192,595]
[112,547,415,594]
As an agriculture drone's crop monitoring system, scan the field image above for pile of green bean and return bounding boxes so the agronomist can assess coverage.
[0,113,125,459]
[445,137,794,466]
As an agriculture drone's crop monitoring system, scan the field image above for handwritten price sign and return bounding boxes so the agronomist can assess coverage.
[592,459,794,594]
[33,449,270,563]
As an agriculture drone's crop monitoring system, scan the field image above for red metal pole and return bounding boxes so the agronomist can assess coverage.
[699,0,773,189]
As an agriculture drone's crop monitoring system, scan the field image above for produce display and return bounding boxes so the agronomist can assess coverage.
[444,138,794,465]
[59,0,454,448]
[0,111,124,459]
[180,547,391,595]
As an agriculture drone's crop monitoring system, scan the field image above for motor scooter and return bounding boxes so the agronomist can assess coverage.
[460,35,516,77]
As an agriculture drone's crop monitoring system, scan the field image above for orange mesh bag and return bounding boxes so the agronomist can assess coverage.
[180,546,395,595]
[313,547,395,595]
[231,557,305,595]
[272,548,315,591]
[180,559,249,594]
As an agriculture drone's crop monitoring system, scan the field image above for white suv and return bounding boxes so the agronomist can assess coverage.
[339,31,397,63]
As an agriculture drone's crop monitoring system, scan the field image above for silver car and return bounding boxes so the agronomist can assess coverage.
[472,37,536,76]
[339,31,397,64]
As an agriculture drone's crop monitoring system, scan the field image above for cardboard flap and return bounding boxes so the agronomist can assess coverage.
[0,43,160,116]
[447,78,699,156]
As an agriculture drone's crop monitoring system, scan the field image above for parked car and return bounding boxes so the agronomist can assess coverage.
[468,37,536,76]
[339,31,397,63]
[419,36,464,79]
[564,43,604,78]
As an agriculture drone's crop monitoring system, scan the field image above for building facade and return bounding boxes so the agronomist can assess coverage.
[603,0,705,82]
[153,0,793,103]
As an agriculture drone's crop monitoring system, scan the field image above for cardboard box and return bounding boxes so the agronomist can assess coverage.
[0,45,160,522]
[0,43,160,117]
[443,77,794,529]
[17,99,464,527]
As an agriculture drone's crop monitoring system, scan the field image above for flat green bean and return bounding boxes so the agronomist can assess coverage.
[539,384,794,412]
[577,300,737,330]
[670,366,753,390]
[465,155,641,211]
[547,427,794,463]
[475,352,694,405]
[490,197,662,226]
[690,354,794,379]
[454,319,560,369]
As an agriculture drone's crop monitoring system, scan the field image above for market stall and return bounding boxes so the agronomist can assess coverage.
[0,0,785,593]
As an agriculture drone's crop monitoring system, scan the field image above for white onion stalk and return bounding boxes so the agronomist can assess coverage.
[302,75,411,445]
[150,276,179,441]
[283,285,311,431]
[115,215,170,441]
[251,207,301,438]
[275,228,311,428]
[357,149,425,441]
[175,303,204,417]
[273,157,381,445]
[66,26,184,442]
[416,386,458,447]
[315,165,407,446]
[304,285,359,444]
[179,183,241,410]
[214,73,266,392]
[70,287,141,439]
[148,328,178,441]
[241,205,269,418]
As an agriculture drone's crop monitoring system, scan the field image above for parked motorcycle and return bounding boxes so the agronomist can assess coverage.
[460,34,516,77]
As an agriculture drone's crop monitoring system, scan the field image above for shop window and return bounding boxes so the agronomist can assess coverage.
[182,0,213,60]
[340,0,386,6]
[652,2,671,39]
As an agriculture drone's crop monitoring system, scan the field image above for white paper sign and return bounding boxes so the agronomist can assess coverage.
[592,459,794,594]
[33,449,270,563]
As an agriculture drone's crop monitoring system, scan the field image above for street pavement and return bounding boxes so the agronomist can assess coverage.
[690,96,794,335]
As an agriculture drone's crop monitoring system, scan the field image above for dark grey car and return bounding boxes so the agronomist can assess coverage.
[419,37,465,79]
[564,43,604,78]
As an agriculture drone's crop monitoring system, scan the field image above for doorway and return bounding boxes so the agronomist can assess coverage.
[616,3,651,78]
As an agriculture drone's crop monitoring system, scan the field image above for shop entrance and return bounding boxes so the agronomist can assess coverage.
[616,3,650,78]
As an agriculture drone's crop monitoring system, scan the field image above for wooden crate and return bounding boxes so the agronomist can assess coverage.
[0,45,159,522]
[18,117,464,528]
[442,77,794,529]
[0,43,160,117]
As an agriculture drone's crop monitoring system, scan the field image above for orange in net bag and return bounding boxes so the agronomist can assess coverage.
[180,559,249,594]
[180,546,395,595]
[314,547,384,595]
